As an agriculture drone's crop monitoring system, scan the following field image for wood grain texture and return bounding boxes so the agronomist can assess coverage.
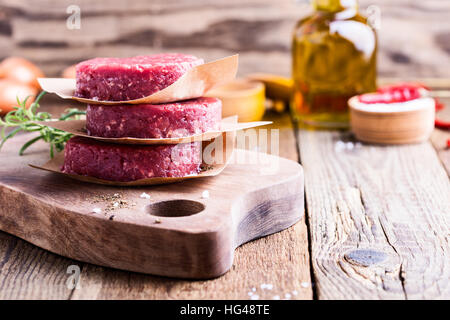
[431,129,450,176]
[0,0,449,77]
[297,130,450,299]
[0,110,313,299]
[0,231,77,299]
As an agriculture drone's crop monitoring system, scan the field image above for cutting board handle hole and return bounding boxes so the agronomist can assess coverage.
[146,200,205,217]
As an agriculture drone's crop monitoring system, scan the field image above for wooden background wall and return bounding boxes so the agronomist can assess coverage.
[0,0,449,78]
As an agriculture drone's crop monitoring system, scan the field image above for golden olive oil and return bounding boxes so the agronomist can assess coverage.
[292,0,377,129]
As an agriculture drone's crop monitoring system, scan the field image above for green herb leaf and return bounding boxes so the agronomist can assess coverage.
[0,91,86,157]
[19,135,43,156]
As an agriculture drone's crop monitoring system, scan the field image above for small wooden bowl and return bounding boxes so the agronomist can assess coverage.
[206,79,265,122]
[348,96,435,144]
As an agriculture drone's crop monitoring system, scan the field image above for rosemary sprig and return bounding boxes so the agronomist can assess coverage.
[0,91,85,157]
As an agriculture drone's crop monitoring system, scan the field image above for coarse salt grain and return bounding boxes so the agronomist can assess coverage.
[292,290,298,296]
[202,190,210,199]
[272,295,280,300]
[248,292,253,296]
[140,192,151,199]
[252,287,256,292]
[301,282,310,288]
[261,283,273,290]
[250,294,259,300]
[113,202,119,208]
[285,293,291,299]
[334,141,346,152]
[92,208,101,214]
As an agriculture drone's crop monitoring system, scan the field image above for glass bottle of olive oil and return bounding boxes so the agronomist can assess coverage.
[292,0,377,129]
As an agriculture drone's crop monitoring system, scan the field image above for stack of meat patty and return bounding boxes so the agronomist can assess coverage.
[61,54,222,182]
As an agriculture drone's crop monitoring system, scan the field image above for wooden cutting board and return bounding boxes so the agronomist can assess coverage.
[0,133,304,279]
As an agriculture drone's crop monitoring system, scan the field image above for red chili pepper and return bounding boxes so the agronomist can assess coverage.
[434,97,450,130]
[435,98,445,111]
[378,82,429,92]
[435,117,450,130]
[359,83,425,104]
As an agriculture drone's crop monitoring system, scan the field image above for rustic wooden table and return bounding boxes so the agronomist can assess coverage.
[0,95,448,300]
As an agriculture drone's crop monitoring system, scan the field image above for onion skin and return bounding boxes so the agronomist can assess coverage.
[0,79,37,115]
[0,57,44,90]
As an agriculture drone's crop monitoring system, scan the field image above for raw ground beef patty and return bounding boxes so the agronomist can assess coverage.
[74,54,204,101]
[61,136,202,182]
[86,97,222,138]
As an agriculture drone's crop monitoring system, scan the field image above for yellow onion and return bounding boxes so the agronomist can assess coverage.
[0,57,44,90]
[0,79,37,115]
[62,64,77,78]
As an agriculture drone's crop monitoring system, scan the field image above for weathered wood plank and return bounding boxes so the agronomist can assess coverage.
[297,130,450,299]
[0,231,77,299]
[1,0,289,16]
[70,221,312,300]
[431,129,450,176]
